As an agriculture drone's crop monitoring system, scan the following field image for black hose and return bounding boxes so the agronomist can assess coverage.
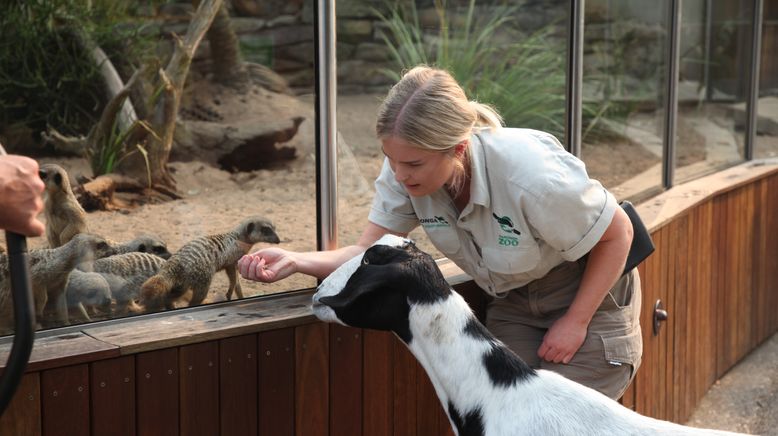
[0,231,35,416]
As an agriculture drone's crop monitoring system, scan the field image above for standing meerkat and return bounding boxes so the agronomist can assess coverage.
[140,216,280,311]
[0,233,115,333]
[39,163,88,248]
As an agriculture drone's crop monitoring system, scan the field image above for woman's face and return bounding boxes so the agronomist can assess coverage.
[381,136,457,197]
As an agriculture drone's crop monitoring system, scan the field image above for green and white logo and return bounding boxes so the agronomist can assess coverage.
[420,216,450,228]
[492,213,521,246]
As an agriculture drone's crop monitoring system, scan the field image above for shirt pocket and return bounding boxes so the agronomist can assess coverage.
[425,228,462,257]
[482,238,541,274]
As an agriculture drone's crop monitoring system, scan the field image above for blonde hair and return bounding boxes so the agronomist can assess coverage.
[375,66,503,196]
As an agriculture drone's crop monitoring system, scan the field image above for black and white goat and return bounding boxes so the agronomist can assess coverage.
[312,235,749,436]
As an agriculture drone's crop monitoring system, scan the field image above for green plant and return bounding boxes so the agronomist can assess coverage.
[0,0,161,139]
[374,0,613,141]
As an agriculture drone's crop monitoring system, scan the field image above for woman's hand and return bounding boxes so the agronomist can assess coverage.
[537,313,588,364]
[238,247,297,283]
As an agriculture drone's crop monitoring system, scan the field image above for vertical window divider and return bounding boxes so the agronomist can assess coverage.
[663,0,681,189]
[565,0,584,157]
[745,0,764,161]
[315,0,338,252]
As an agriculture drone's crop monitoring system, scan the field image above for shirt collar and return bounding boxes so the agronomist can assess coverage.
[468,132,490,208]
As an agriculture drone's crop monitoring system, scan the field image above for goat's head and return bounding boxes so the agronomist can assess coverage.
[312,235,451,342]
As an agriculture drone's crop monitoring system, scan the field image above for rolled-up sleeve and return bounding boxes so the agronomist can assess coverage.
[525,161,618,262]
[367,159,420,233]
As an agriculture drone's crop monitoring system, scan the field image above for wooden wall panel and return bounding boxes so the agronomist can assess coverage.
[393,337,418,436]
[329,324,363,436]
[295,323,329,436]
[220,334,258,436]
[91,356,135,436]
[180,341,219,436]
[671,216,688,424]
[136,348,179,436]
[0,373,40,436]
[363,330,393,436]
[415,368,441,436]
[258,328,295,436]
[41,364,89,436]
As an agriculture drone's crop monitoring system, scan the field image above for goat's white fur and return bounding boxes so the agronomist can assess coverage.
[313,234,749,436]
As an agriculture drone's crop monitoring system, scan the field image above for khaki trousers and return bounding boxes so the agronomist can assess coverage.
[485,259,643,399]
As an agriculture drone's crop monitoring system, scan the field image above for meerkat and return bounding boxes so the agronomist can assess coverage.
[39,163,88,248]
[65,235,172,321]
[67,252,167,319]
[110,234,172,259]
[140,216,280,311]
[0,233,114,333]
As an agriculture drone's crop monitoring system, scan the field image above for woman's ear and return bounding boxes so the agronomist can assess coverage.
[454,140,468,158]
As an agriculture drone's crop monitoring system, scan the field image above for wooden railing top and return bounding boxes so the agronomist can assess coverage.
[636,158,778,232]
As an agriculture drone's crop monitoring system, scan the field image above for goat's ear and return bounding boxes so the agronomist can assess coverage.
[319,262,406,310]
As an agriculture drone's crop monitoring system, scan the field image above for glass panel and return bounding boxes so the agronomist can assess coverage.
[0,0,316,335]
[336,0,571,258]
[581,0,668,201]
[675,0,752,182]
[755,1,778,159]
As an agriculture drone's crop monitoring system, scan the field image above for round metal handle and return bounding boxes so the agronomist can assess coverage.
[653,299,668,336]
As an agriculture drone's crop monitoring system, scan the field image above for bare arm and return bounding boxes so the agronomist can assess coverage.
[538,206,633,364]
[238,221,407,282]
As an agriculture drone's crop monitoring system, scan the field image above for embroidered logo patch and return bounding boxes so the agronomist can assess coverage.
[420,216,450,228]
[493,213,521,246]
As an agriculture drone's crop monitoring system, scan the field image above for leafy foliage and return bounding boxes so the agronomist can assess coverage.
[0,0,160,139]
[374,0,613,141]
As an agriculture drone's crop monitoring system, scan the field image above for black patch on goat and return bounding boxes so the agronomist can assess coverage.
[319,260,413,343]
[447,402,485,436]
[464,318,537,386]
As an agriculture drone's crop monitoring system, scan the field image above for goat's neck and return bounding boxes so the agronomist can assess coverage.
[406,291,507,411]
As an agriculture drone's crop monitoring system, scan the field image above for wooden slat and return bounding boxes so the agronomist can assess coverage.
[0,332,118,373]
[415,368,440,436]
[330,324,363,436]
[220,334,258,436]
[91,356,135,436]
[671,217,686,423]
[393,337,417,436]
[295,323,328,436]
[180,341,219,436]
[84,293,316,354]
[714,195,728,377]
[41,364,89,436]
[258,328,295,436]
[0,373,40,436]
[136,348,179,436]
[363,330,394,436]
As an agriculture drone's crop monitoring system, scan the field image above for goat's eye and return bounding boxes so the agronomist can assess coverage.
[362,257,369,265]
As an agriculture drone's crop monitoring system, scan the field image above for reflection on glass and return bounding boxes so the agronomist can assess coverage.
[0,1,316,335]
[581,0,667,201]
[675,0,752,182]
[336,0,571,258]
[755,2,778,159]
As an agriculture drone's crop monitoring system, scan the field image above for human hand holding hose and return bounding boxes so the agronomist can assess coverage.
[0,143,42,416]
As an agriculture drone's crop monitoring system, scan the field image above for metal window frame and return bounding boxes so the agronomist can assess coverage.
[663,0,682,189]
[565,0,584,156]
[314,0,338,252]
[746,0,764,161]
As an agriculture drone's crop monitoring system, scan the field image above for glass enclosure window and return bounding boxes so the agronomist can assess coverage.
[675,0,753,183]
[580,0,668,201]
[755,0,778,159]
[336,0,571,258]
[0,1,316,336]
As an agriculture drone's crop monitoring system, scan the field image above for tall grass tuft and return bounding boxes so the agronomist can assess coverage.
[374,0,612,141]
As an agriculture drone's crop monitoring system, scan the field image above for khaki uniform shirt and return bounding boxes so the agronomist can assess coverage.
[368,128,618,297]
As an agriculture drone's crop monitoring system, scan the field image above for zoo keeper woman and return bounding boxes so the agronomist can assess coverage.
[238,65,643,400]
